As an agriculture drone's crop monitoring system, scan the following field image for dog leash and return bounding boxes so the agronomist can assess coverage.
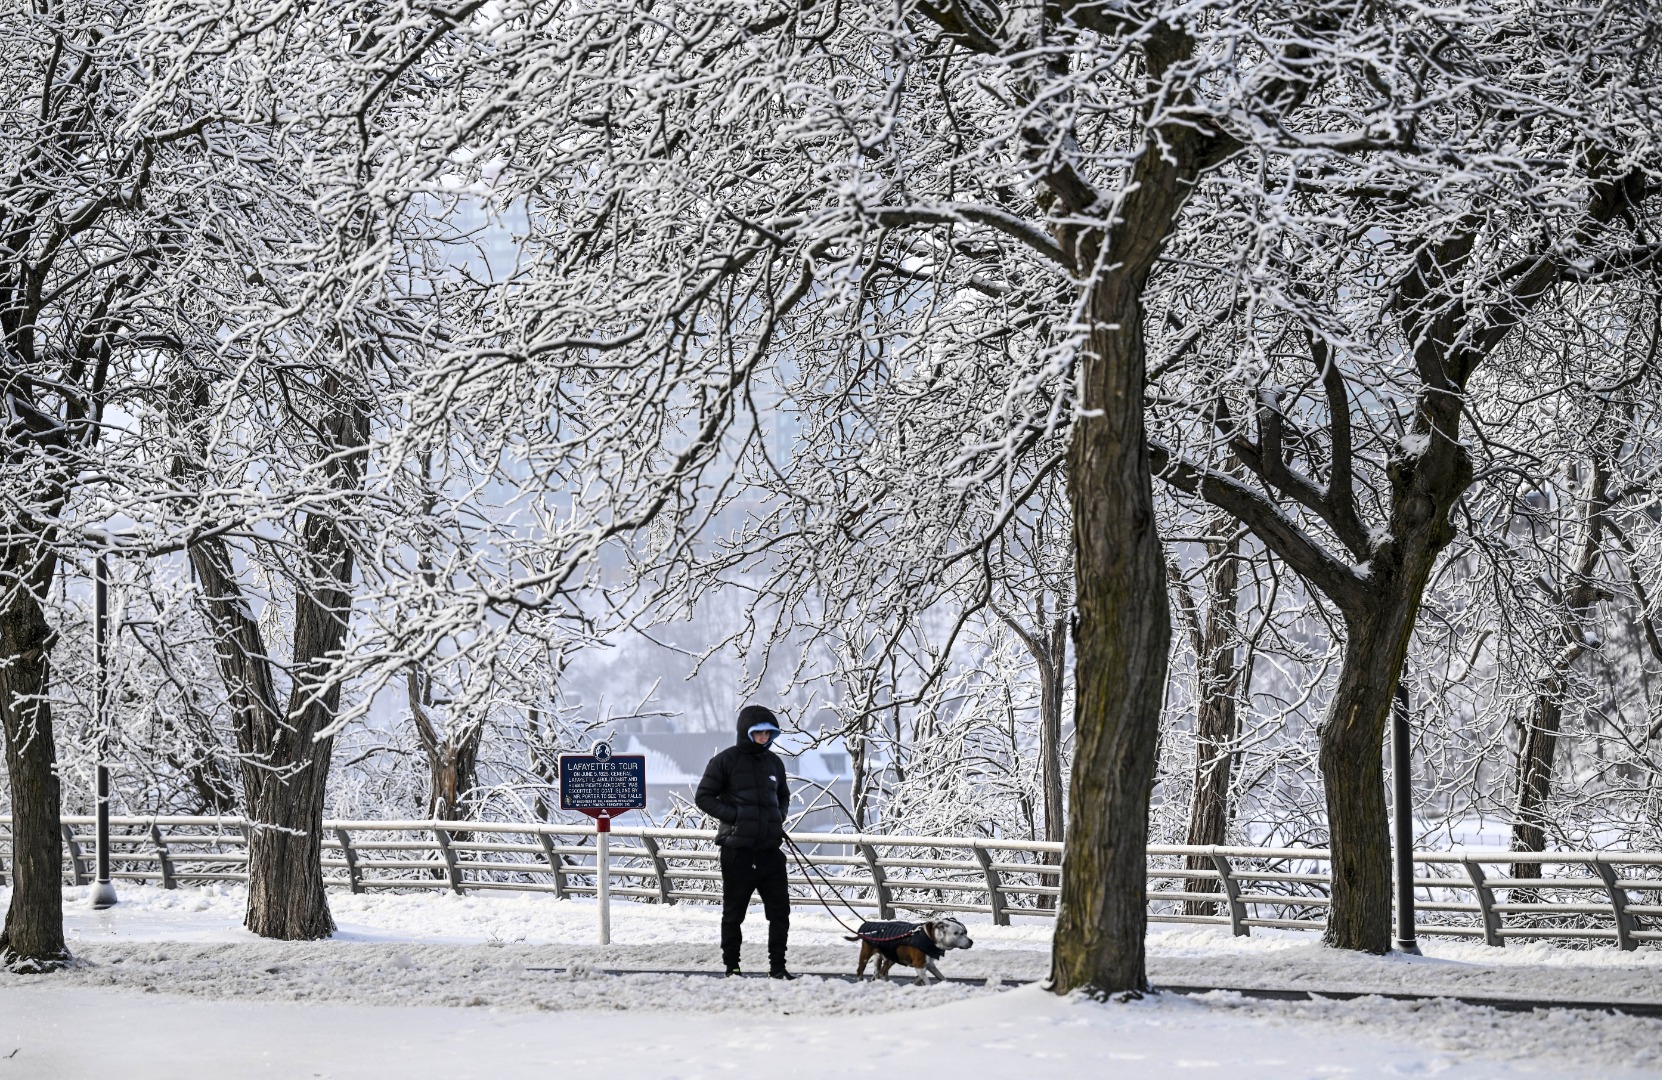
[781,833,918,944]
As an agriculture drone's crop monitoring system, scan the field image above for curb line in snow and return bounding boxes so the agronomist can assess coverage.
[533,968,1662,1019]
[1159,984,1662,1020]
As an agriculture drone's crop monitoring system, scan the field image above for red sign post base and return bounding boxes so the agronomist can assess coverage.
[581,808,633,833]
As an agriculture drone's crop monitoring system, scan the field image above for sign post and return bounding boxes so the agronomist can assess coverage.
[559,742,645,945]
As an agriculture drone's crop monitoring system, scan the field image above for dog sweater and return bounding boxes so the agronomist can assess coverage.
[856,920,945,963]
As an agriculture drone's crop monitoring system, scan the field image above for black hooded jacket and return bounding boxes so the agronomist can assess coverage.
[696,711,791,849]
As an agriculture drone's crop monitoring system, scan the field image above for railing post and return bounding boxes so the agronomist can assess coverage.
[970,844,1008,925]
[1461,857,1504,948]
[1591,858,1637,952]
[1209,852,1249,937]
[858,842,893,920]
[640,834,674,905]
[536,830,568,899]
[335,828,363,894]
[150,823,177,890]
[433,826,462,893]
[62,824,89,886]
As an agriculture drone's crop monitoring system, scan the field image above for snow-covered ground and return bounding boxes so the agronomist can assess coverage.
[2,884,1660,1079]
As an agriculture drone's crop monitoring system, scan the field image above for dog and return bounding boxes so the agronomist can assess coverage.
[846,917,974,984]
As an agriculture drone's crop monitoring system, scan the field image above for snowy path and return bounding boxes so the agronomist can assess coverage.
[2,884,1660,1078]
[12,980,1653,1080]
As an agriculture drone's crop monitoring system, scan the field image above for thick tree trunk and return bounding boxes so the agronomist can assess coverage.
[1510,688,1564,880]
[244,733,335,940]
[1318,614,1414,954]
[187,532,333,939]
[1045,23,1213,991]
[243,510,356,939]
[1150,129,1619,957]
[1155,417,1466,957]
[1051,274,1172,996]
[1183,526,1241,916]
[244,406,362,939]
[183,388,365,941]
[0,573,69,971]
[1320,407,1470,952]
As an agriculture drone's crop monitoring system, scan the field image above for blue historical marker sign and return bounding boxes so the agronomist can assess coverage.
[559,743,646,815]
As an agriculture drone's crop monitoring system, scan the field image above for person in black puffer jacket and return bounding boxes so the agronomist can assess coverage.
[696,704,794,979]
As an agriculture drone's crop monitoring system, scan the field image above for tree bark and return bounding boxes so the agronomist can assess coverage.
[903,0,1235,995]
[1318,395,1470,952]
[1051,275,1174,995]
[188,530,338,940]
[994,599,1068,908]
[248,400,365,940]
[409,668,483,823]
[1038,614,1067,907]
[1154,391,1471,953]
[1318,613,1413,953]
[1045,22,1222,993]
[1510,687,1564,876]
[243,738,336,940]
[243,561,351,940]
[1032,613,1066,841]
[0,556,69,971]
[184,389,366,941]
[1511,454,1609,879]
[1182,524,1241,916]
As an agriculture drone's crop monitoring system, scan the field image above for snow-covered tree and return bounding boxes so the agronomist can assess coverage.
[0,1,302,968]
[1146,0,1662,948]
[366,0,1660,988]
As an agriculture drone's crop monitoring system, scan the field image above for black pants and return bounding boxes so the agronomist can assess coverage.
[719,844,790,970]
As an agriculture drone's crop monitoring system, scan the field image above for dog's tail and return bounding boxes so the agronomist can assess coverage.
[843,935,862,942]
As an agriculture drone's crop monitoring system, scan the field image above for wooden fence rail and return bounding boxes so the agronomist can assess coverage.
[4,816,1659,950]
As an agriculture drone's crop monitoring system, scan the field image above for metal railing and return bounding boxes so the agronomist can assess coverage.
[3,816,1659,950]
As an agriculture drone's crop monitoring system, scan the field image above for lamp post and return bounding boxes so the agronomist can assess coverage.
[89,552,117,910]
[1393,684,1417,954]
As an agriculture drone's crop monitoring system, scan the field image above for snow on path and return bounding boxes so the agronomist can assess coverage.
[44,883,1662,1003]
[4,982,1654,1080]
[3,885,1661,1078]
[1146,926,1662,1005]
